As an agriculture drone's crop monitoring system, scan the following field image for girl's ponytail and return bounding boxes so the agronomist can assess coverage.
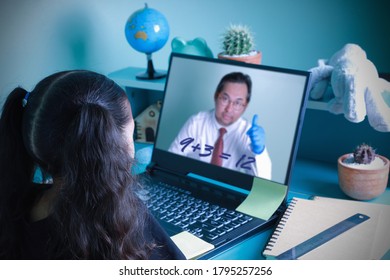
[0,87,35,258]
[52,102,148,259]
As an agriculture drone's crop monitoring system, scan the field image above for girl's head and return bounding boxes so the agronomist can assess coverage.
[22,70,134,178]
[0,70,151,259]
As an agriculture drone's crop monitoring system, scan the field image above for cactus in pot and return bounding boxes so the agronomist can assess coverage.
[222,24,254,56]
[338,143,389,200]
[218,24,262,64]
[353,143,376,164]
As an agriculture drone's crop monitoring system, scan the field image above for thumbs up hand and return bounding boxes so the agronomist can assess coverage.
[246,114,265,154]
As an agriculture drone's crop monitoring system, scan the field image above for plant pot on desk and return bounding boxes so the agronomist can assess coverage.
[338,154,390,200]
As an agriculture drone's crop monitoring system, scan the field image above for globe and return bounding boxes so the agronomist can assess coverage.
[125,4,169,79]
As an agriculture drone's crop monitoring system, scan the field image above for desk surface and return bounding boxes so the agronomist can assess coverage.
[209,158,390,260]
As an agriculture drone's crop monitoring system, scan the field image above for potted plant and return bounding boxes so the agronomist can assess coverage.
[338,143,389,200]
[217,24,262,64]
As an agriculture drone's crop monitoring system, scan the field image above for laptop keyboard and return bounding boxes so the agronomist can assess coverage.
[145,182,253,243]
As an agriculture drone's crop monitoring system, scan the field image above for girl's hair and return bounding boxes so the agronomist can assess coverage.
[0,70,151,259]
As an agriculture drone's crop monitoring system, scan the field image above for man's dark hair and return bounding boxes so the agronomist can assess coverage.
[214,72,252,103]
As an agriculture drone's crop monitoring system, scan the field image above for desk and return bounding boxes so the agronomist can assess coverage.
[207,158,390,260]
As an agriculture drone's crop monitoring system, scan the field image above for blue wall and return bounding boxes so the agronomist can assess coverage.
[298,109,390,163]
[1,0,389,162]
[1,0,389,101]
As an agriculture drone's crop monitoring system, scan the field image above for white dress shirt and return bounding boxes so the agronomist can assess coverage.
[169,110,272,179]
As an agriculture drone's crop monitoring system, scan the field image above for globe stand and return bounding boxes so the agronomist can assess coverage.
[136,53,166,80]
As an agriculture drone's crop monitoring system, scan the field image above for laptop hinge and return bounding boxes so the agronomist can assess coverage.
[147,163,248,208]
[187,173,249,195]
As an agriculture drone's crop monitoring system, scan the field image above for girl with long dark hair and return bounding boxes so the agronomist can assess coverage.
[0,70,185,259]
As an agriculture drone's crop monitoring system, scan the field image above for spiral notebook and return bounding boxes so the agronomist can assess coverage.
[262,196,390,260]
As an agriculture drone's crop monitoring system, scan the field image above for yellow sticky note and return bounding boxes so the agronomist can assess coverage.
[171,231,214,259]
[236,177,287,220]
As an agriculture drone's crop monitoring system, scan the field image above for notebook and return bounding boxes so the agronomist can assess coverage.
[262,196,390,259]
[142,53,311,259]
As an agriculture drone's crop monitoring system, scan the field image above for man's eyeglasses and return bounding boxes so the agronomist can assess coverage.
[218,94,246,111]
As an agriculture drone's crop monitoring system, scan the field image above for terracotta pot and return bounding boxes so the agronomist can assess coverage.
[337,154,390,200]
[217,51,262,64]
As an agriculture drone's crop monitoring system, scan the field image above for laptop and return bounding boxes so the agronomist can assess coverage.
[141,53,311,259]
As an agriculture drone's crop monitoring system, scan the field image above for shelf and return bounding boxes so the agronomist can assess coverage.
[108,67,166,92]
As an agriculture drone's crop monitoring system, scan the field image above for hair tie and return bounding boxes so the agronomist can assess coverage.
[22,91,31,108]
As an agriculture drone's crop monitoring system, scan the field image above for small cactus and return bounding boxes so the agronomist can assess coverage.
[353,143,376,164]
[222,24,255,56]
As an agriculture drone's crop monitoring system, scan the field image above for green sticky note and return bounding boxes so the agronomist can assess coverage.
[236,177,287,220]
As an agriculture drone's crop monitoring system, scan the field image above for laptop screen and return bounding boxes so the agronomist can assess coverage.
[152,53,310,190]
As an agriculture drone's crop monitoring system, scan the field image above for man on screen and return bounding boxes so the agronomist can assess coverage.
[169,72,272,178]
